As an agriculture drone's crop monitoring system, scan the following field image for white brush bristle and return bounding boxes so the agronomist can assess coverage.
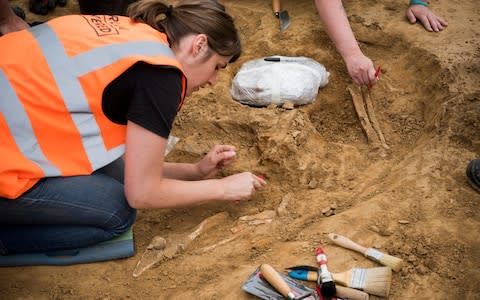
[379,253,404,272]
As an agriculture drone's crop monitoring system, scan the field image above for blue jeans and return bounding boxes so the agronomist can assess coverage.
[0,159,136,255]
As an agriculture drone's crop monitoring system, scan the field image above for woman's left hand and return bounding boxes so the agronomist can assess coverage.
[406,5,448,32]
[196,145,237,179]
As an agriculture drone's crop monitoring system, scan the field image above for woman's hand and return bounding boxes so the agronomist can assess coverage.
[196,145,237,179]
[406,5,448,32]
[220,172,267,202]
[344,54,378,87]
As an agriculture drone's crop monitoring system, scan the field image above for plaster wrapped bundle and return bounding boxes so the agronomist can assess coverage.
[230,56,329,107]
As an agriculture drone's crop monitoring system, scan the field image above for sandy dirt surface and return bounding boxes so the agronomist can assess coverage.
[1,0,479,299]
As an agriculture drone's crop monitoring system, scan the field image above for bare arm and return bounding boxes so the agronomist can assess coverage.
[0,0,28,35]
[314,0,377,87]
[123,121,266,209]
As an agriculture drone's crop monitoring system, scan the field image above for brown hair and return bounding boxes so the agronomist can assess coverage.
[127,0,241,62]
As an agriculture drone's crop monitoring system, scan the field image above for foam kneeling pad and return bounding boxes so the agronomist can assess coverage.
[0,228,134,267]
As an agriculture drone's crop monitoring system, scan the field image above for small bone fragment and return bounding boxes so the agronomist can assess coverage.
[196,227,251,254]
[276,194,291,217]
[282,101,295,110]
[247,219,273,226]
[321,207,331,214]
[230,223,248,234]
[324,210,335,217]
[146,236,167,250]
[239,210,276,222]
[188,211,229,241]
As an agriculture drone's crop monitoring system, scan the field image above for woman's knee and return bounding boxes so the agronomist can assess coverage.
[99,184,137,233]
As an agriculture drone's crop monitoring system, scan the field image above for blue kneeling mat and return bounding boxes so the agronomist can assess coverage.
[0,228,134,267]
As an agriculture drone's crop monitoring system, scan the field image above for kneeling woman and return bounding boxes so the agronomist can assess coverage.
[0,0,266,255]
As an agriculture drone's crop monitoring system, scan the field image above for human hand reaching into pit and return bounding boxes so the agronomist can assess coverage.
[344,53,379,87]
[196,144,238,179]
[221,172,267,202]
[406,4,448,32]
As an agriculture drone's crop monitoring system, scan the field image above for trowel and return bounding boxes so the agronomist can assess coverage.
[272,0,290,32]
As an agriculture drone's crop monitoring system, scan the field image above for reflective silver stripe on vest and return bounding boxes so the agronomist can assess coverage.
[26,23,174,171]
[0,70,61,176]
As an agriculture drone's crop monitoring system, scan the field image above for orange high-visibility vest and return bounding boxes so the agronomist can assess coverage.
[0,15,187,199]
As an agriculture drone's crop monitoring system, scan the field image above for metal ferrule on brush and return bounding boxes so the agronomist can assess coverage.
[365,248,384,262]
[320,264,334,282]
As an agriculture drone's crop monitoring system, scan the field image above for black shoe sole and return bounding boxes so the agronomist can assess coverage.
[466,159,480,192]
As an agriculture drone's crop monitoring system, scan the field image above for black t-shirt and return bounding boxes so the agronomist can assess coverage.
[102,62,183,138]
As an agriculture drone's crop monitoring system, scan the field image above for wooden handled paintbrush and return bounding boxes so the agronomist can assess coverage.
[288,266,391,297]
[315,247,336,298]
[333,267,391,297]
[286,267,370,300]
[328,233,404,272]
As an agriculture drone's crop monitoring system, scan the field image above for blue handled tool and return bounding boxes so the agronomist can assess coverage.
[288,269,319,281]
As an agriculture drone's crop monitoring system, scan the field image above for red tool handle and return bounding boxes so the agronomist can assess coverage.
[374,65,381,77]
[368,65,381,89]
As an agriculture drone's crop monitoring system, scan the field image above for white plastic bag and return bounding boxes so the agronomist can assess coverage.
[230,56,329,107]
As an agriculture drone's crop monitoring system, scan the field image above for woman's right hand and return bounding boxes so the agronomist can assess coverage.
[344,53,378,87]
[221,172,267,202]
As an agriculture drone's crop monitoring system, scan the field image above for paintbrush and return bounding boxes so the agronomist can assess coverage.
[288,266,391,297]
[315,247,336,298]
[288,270,370,300]
[328,233,404,272]
[333,267,391,297]
[286,267,370,300]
